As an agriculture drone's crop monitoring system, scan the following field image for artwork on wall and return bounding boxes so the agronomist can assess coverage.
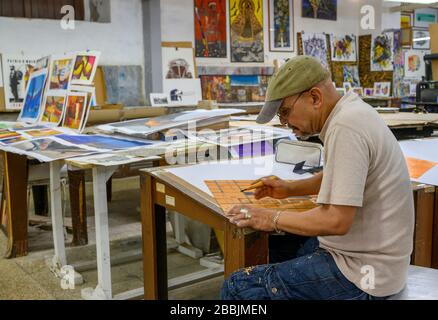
[230,0,264,62]
[62,93,88,130]
[17,69,48,123]
[194,0,227,58]
[343,65,360,87]
[40,91,66,125]
[301,32,329,69]
[268,0,294,52]
[351,87,363,96]
[302,0,337,21]
[330,34,357,62]
[102,65,144,106]
[414,8,437,28]
[335,87,346,96]
[364,88,374,96]
[200,75,269,103]
[373,82,391,97]
[1,55,40,110]
[163,79,202,106]
[401,12,413,29]
[404,50,426,79]
[370,32,394,71]
[162,46,196,79]
[48,55,74,90]
[70,51,101,85]
[412,28,430,50]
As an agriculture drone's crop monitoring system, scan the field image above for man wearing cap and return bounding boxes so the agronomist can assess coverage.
[222,56,414,300]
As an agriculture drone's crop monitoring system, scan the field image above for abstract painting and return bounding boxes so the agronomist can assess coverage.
[102,65,144,106]
[404,50,426,79]
[371,32,394,71]
[18,69,48,123]
[48,55,74,90]
[269,0,294,52]
[62,93,88,130]
[56,134,152,150]
[194,0,227,58]
[24,128,62,138]
[0,130,21,140]
[40,92,66,125]
[70,51,101,85]
[302,0,337,21]
[200,75,269,103]
[1,55,40,110]
[343,65,360,87]
[230,0,264,62]
[330,34,357,61]
[301,32,329,69]
[373,82,391,97]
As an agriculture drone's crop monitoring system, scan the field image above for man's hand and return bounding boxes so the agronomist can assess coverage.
[253,176,291,200]
[226,205,276,232]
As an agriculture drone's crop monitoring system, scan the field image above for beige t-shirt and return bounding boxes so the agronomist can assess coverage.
[317,91,414,297]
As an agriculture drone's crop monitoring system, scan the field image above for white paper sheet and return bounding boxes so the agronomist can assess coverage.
[399,138,438,163]
[166,155,312,195]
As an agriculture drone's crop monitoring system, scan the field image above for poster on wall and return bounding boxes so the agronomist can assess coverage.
[1,55,40,110]
[48,55,75,90]
[301,32,329,69]
[412,28,430,50]
[330,34,357,62]
[230,0,264,62]
[194,0,227,58]
[343,65,360,87]
[70,51,101,85]
[404,50,426,79]
[17,69,48,123]
[268,0,294,52]
[162,46,196,79]
[370,32,394,71]
[302,0,337,21]
[414,8,437,28]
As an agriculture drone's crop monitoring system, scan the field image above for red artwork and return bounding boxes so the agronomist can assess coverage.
[194,0,227,58]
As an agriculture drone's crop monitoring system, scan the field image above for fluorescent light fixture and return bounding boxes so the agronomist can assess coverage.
[413,36,431,41]
[384,0,438,4]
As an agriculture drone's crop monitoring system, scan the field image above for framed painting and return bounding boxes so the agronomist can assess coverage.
[412,28,430,50]
[330,34,357,62]
[268,0,294,52]
[230,0,264,62]
[370,32,394,71]
[302,0,336,21]
[301,32,329,69]
[194,0,227,58]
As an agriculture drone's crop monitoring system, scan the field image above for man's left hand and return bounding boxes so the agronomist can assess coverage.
[226,205,276,232]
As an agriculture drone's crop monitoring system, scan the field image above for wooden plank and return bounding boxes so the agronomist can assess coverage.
[3,151,28,258]
[1,0,13,17]
[412,187,435,267]
[140,174,168,300]
[161,41,193,49]
[68,169,88,246]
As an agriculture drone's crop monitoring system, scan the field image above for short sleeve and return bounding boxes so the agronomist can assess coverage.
[317,126,370,207]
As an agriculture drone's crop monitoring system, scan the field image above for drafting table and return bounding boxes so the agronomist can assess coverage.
[139,155,313,299]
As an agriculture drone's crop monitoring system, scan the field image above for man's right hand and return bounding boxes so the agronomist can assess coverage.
[253,176,292,200]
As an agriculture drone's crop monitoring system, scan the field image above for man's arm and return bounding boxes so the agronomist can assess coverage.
[287,171,323,196]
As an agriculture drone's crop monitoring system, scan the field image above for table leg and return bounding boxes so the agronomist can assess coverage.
[81,166,115,300]
[141,174,168,300]
[2,151,28,258]
[68,169,88,246]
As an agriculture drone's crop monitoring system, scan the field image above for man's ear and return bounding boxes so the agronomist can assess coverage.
[310,88,323,108]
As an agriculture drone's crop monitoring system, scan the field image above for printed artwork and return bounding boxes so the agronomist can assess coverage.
[230,0,264,62]
[62,93,88,130]
[163,79,202,106]
[330,34,357,61]
[70,51,100,85]
[301,32,329,69]
[412,28,430,50]
[102,65,144,106]
[18,69,48,123]
[1,55,40,110]
[364,88,374,96]
[0,136,27,144]
[404,50,426,79]
[200,75,270,103]
[371,32,394,71]
[56,134,151,150]
[48,56,74,90]
[343,65,360,87]
[40,92,66,124]
[162,46,195,79]
[302,0,337,21]
[373,82,391,97]
[0,130,21,140]
[414,8,437,28]
[343,82,352,93]
[194,0,227,58]
[24,128,62,138]
[150,93,169,106]
[269,0,294,52]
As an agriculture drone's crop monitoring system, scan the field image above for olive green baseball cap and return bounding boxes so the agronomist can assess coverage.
[256,56,330,124]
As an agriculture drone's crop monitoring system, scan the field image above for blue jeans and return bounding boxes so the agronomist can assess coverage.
[221,237,387,300]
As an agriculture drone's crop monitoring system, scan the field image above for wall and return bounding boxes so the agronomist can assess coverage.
[0,0,144,67]
[161,0,361,66]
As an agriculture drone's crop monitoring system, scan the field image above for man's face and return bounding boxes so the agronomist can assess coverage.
[277,88,323,137]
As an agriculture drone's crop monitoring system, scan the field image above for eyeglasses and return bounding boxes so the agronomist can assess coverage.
[276,91,306,122]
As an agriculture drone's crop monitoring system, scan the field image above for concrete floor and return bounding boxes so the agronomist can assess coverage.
[0,175,224,300]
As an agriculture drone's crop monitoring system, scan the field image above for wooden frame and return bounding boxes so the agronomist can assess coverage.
[268,0,294,52]
[401,27,413,48]
[412,27,430,50]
